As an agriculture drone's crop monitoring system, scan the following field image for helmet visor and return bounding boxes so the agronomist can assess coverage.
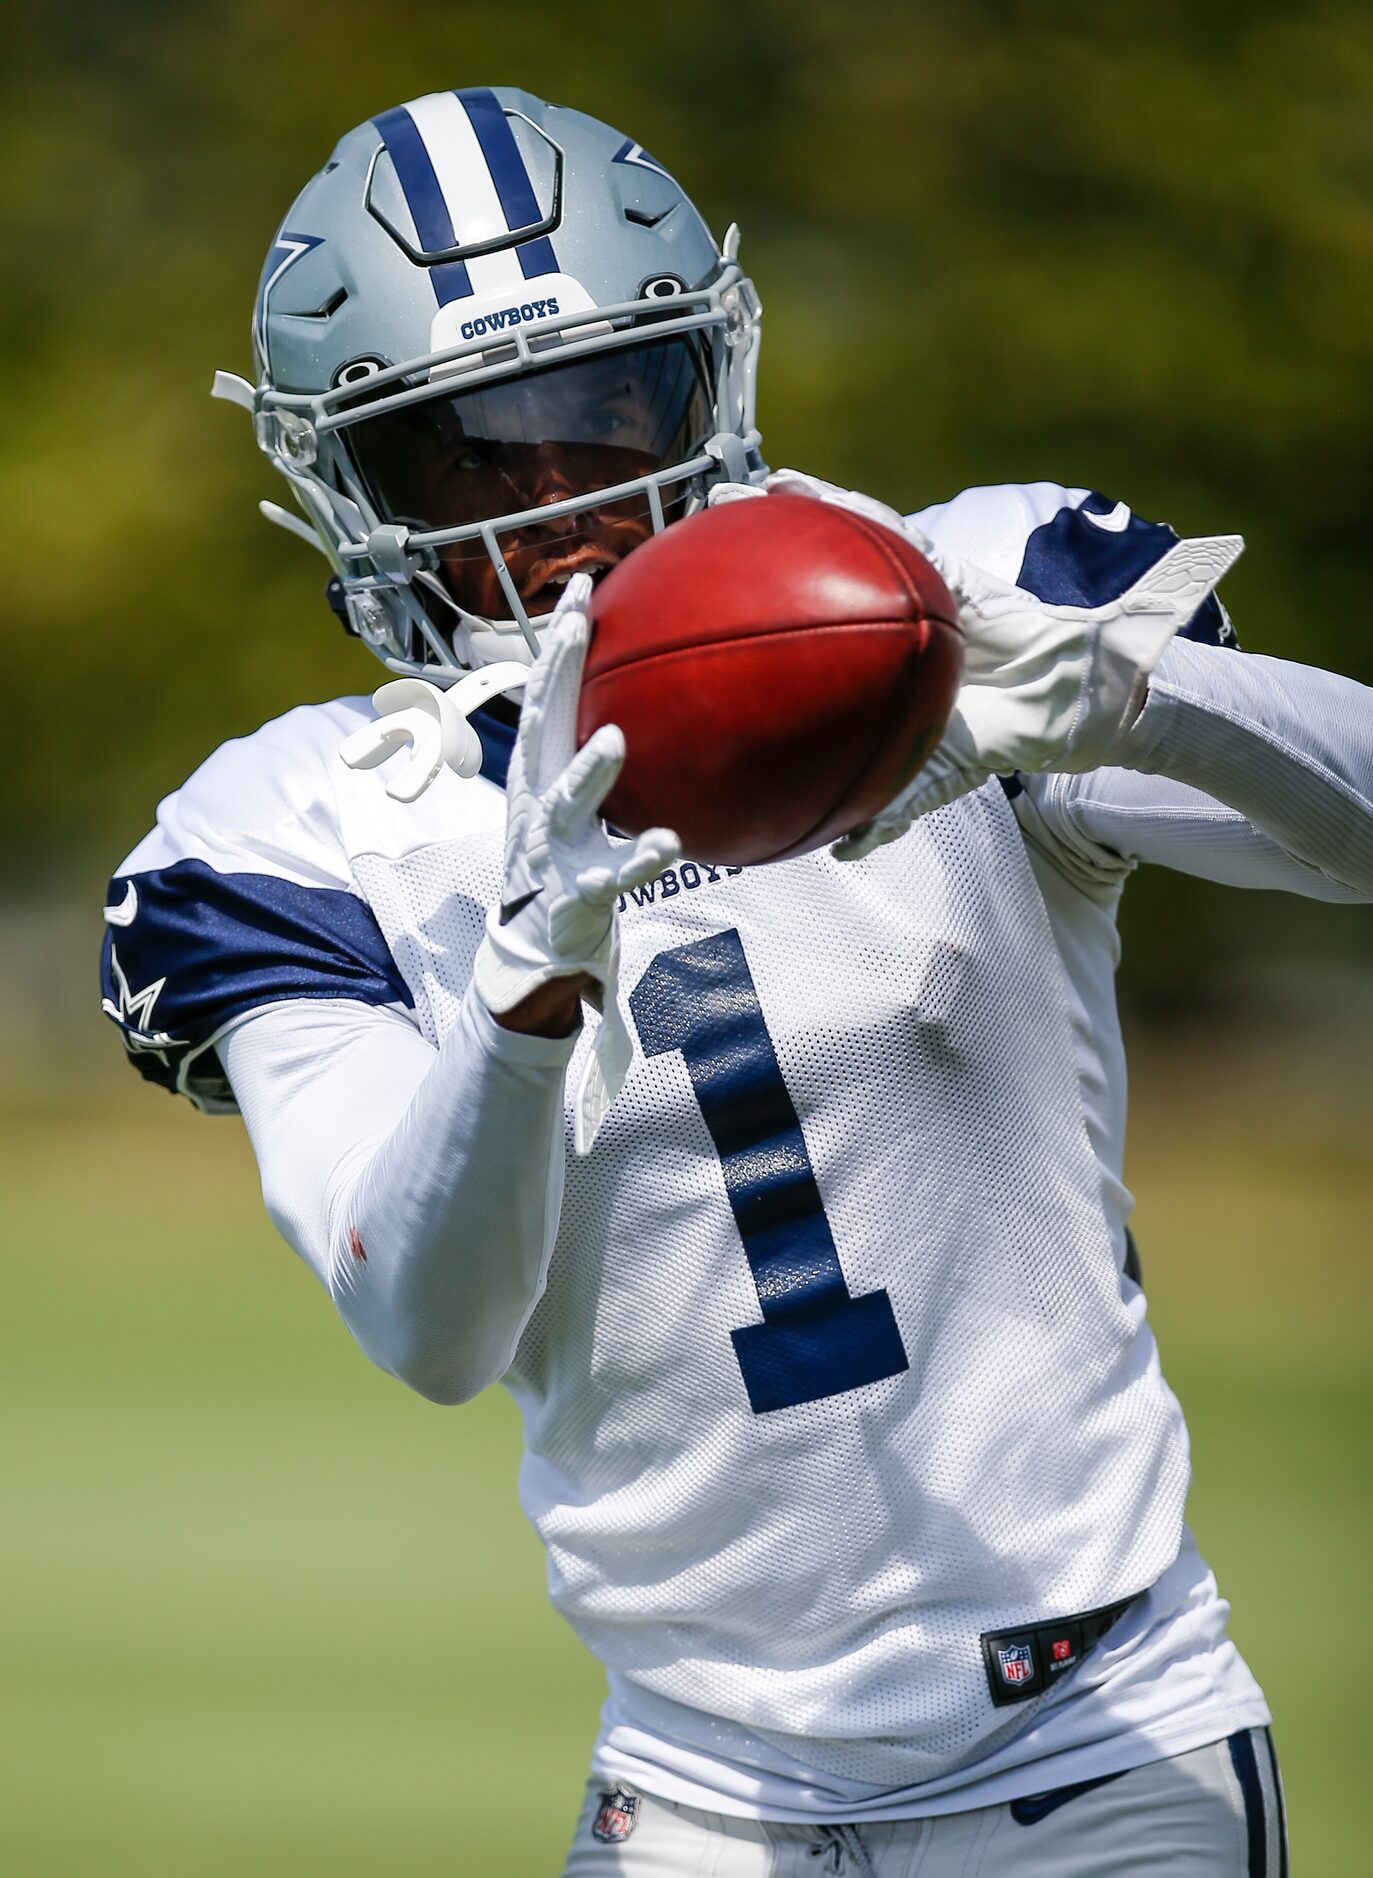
[346,333,715,619]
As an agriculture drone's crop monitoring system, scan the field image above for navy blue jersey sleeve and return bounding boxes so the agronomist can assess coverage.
[99,696,419,1112]
[1014,491,1237,648]
[100,859,413,1111]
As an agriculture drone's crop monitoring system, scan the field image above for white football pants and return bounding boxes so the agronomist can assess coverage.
[561,1729,1286,1876]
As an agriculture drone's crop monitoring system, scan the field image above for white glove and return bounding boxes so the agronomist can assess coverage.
[474,575,680,1153]
[709,465,912,540]
[711,470,1243,861]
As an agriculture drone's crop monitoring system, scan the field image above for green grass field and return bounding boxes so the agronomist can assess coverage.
[1,1029,1367,1874]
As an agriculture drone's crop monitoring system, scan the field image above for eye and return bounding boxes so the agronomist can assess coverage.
[449,441,489,472]
[586,388,636,439]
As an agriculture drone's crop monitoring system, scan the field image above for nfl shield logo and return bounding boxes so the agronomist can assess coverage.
[997,1643,1035,1687]
[591,1784,640,1844]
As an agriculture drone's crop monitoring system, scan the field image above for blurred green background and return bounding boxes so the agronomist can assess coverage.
[2,0,1369,1870]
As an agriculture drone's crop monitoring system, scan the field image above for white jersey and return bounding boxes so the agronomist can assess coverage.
[103,482,1373,1818]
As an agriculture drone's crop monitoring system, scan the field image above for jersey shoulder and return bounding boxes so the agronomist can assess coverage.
[101,697,412,1113]
[909,481,1236,647]
[116,695,373,886]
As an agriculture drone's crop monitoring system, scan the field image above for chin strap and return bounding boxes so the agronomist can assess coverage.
[338,665,529,801]
[572,952,635,1157]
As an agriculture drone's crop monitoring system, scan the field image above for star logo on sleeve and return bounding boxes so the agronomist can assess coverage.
[100,942,188,1066]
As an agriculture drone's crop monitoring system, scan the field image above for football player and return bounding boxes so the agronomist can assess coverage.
[102,88,1372,1873]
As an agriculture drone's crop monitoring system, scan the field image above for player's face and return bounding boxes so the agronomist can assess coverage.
[348,335,714,619]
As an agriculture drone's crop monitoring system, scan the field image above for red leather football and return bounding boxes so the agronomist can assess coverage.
[577,494,963,866]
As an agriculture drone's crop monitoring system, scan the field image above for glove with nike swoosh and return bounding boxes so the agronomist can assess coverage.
[473,574,681,1153]
[712,470,1243,861]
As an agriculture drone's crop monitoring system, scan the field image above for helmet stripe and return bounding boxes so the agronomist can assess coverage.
[457,88,559,279]
[371,103,474,303]
[374,92,560,305]
[402,91,529,303]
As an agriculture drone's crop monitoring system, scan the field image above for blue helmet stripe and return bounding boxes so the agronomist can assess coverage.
[457,88,558,279]
[372,104,474,302]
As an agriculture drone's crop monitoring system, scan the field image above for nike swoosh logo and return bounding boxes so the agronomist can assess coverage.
[1010,1769,1127,1825]
[498,887,543,926]
[1083,501,1130,533]
[103,882,138,926]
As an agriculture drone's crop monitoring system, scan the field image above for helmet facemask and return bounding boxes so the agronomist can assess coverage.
[346,327,716,662]
[244,268,762,680]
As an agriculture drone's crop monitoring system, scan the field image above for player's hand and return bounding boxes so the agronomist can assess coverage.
[709,465,915,543]
[473,574,680,1152]
[713,470,1242,862]
[837,530,1243,858]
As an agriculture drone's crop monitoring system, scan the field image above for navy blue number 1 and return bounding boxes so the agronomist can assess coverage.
[630,928,909,1414]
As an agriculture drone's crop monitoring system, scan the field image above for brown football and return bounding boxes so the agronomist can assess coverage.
[576,494,963,865]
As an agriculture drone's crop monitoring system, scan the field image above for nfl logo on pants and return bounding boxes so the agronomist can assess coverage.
[592,1785,640,1844]
[997,1643,1035,1688]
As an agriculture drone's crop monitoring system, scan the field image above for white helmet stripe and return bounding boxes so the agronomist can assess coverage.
[403,92,527,298]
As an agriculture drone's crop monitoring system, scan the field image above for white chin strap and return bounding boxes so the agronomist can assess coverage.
[338,664,528,801]
[410,567,552,672]
[574,961,634,1156]
[465,622,542,670]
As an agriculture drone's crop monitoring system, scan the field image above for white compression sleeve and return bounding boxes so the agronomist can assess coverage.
[1031,640,1373,898]
[221,987,577,1403]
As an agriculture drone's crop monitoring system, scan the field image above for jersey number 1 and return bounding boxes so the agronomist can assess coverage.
[630,928,909,1414]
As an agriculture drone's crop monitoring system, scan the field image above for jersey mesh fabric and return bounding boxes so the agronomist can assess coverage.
[354,779,1189,1788]
[350,843,498,1046]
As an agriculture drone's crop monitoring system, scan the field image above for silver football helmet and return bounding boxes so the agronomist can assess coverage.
[215,87,764,680]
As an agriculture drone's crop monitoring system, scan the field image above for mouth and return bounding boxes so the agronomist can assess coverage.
[519,541,622,614]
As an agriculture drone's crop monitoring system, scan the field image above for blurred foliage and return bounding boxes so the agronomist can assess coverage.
[4,0,1371,999]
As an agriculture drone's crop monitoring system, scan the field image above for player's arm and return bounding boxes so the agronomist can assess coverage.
[1081,638,1373,893]
[226,583,673,1403]
[103,625,667,1402]
[102,801,582,1404]
[1030,638,1373,898]
[222,987,578,1405]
